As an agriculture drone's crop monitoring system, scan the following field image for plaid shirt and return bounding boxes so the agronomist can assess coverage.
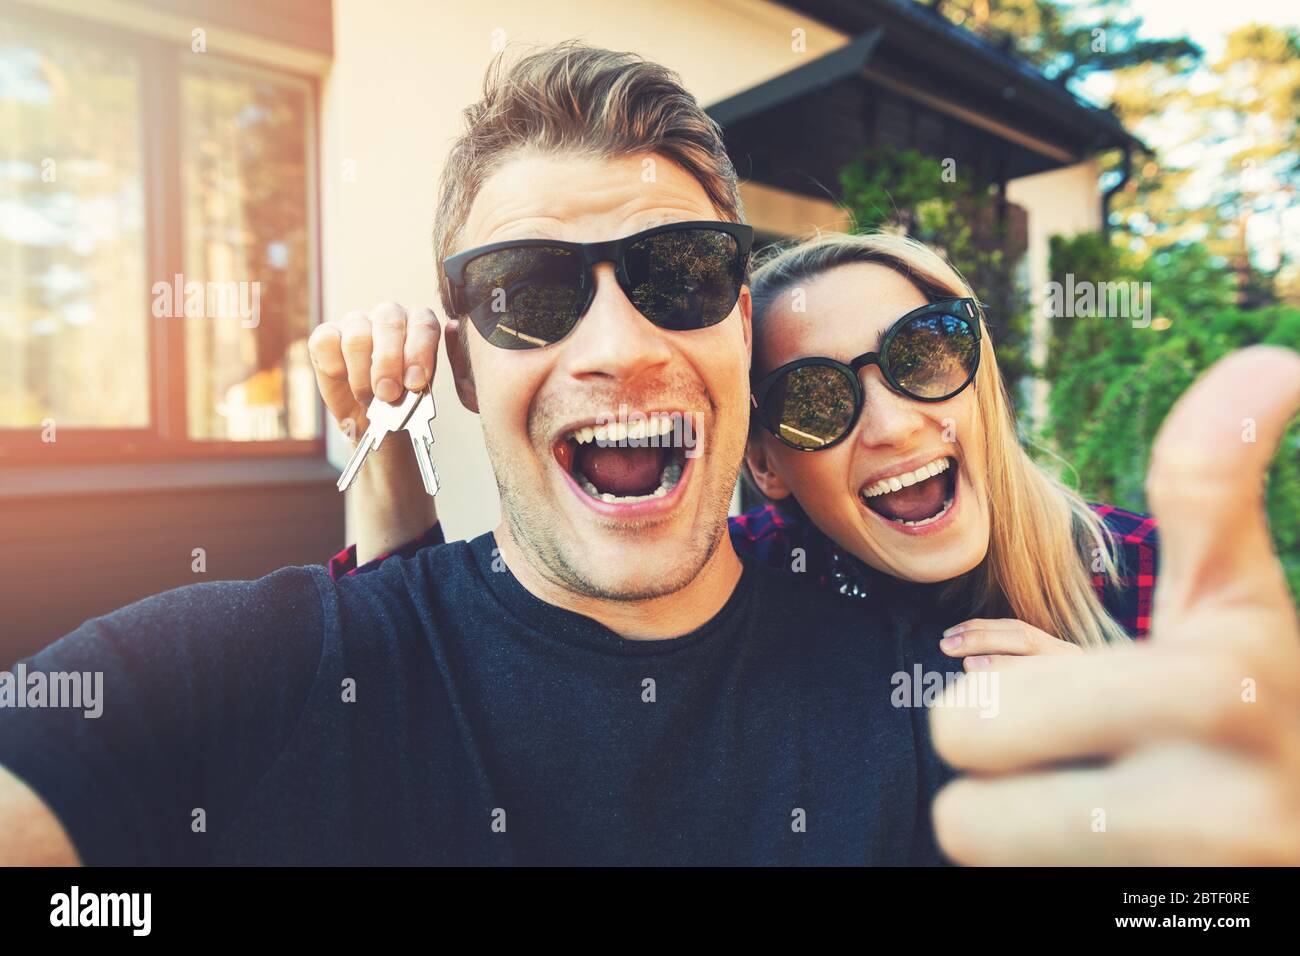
[729,501,1159,639]
[329,502,1159,639]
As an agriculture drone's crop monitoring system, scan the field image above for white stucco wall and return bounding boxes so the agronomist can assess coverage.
[1006,159,1103,425]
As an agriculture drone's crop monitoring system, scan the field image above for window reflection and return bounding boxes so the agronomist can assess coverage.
[0,20,148,429]
[181,63,317,442]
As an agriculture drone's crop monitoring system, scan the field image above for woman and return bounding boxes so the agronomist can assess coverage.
[322,233,1158,663]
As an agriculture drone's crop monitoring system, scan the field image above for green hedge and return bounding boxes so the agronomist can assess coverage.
[1044,233,1300,600]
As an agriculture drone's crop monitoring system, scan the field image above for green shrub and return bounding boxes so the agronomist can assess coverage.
[840,146,1033,389]
[1045,233,1300,599]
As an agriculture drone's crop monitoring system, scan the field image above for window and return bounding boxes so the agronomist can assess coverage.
[0,8,320,461]
[0,17,149,430]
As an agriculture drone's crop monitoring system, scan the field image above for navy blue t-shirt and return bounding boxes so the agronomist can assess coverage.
[0,533,963,865]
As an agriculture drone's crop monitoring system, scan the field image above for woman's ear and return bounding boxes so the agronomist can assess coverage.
[444,317,479,413]
[744,434,793,501]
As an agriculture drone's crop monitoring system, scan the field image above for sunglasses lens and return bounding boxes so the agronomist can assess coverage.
[462,246,587,349]
[624,228,744,331]
[888,311,979,399]
[761,364,858,449]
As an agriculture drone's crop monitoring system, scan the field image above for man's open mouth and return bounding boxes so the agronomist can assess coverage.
[553,415,689,504]
[859,456,956,527]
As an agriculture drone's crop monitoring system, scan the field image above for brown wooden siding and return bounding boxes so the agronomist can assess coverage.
[0,459,343,666]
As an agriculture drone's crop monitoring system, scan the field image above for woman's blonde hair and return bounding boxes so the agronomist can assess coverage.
[749,232,1130,649]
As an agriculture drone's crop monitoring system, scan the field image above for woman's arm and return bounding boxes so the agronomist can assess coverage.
[328,520,444,580]
[346,436,439,566]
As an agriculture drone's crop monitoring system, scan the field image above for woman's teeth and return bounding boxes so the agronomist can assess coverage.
[890,496,953,527]
[578,460,683,503]
[860,456,951,499]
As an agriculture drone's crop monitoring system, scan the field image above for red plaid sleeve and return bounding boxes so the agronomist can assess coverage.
[327,522,446,580]
[1090,504,1159,639]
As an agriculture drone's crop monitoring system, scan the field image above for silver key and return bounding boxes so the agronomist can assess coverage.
[402,390,440,496]
[336,389,424,492]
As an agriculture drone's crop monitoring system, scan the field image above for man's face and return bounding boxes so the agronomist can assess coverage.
[455,151,751,600]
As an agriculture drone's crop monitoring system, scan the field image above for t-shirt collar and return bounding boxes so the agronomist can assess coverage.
[466,531,754,656]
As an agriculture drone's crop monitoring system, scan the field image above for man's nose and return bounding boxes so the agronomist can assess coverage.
[558,262,673,383]
[854,369,926,448]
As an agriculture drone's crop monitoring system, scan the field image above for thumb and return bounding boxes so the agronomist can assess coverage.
[1146,345,1300,630]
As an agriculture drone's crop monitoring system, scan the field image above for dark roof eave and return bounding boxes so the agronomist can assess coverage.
[776,0,1146,153]
[706,29,884,128]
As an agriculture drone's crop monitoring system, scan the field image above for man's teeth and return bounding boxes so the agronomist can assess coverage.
[579,461,683,503]
[860,457,951,499]
[569,415,677,445]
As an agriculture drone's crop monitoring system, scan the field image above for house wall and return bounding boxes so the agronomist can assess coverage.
[1005,159,1103,424]
[320,0,847,542]
[740,181,854,239]
[1,0,341,662]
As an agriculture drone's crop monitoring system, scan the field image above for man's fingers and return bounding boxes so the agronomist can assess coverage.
[308,321,359,425]
[368,302,408,403]
[934,761,1118,865]
[963,654,1035,670]
[340,309,376,408]
[933,742,1300,866]
[930,646,1284,773]
[403,307,441,390]
[1146,346,1300,635]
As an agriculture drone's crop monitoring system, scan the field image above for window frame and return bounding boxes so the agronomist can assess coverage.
[0,3,325,465]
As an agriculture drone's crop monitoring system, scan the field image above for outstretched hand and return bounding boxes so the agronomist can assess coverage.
[931,346,1300,865]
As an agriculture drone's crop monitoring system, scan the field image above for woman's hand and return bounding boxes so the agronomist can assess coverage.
[308,302,440,564]
[940,618,1082,670]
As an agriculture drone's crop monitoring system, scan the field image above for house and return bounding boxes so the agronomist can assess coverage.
[0,0,1137,660]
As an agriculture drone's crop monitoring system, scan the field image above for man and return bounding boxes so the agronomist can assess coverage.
[1,43,1297,867]
[0,43,959,866]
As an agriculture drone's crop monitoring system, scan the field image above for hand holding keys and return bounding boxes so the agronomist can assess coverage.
[308,303,445,501]
[336,388,440,496]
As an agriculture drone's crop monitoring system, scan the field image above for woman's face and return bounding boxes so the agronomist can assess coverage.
[747,262,992,583]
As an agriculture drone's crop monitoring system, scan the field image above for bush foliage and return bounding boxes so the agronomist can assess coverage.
[1046,233,1300,599]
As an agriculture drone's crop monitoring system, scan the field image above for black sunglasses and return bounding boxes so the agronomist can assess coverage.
[750,298,983,451]
[443,220,754,349]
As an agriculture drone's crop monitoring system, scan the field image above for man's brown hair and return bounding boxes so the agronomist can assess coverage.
[432,41,745,328]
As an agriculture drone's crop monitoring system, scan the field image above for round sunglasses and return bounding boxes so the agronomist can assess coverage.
[443,221,754,349]
[750,298,983,451]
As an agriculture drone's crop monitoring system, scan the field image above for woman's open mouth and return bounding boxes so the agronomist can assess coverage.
[859,456,957,529]
[553,414,691,512]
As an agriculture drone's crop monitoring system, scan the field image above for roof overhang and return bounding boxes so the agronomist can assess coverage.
[707,0,1143,202]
